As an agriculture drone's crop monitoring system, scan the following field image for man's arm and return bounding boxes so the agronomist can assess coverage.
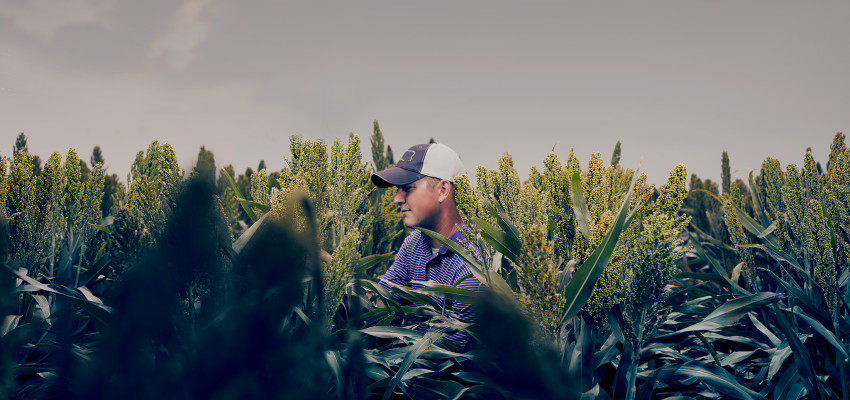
[371,240,412,308]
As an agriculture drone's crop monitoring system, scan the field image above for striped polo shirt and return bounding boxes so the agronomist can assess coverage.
[378,228,483,344]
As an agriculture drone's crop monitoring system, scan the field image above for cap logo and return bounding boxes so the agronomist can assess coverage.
[401,150,416,162]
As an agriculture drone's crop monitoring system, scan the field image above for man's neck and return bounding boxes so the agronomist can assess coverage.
[427,210,464,249]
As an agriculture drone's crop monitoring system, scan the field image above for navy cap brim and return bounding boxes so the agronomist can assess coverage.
[371,167,425,188]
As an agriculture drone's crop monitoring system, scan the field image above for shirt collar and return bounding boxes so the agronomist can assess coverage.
[435,228,466,256]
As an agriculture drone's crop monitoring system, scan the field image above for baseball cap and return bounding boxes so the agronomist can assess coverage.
[371,143,466,188]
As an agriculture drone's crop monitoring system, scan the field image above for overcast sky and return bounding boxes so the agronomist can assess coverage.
[1,1,848,187]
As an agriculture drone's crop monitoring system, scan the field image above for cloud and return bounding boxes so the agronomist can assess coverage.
[149,0,216,70]
[0,0,116,40]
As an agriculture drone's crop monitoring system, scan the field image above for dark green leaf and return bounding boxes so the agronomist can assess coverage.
[675,272,729,283]
[485,200,521,240]
[635,366,664,400]
[748,171,772,228]
[688,233,750,295]
[416,227,514,296]
[408,285,477,304]
[677,292,784,333]
[325,351,343,393]
[222,167,258,222]
[390,284,443,310]
[235,197,270,213]
[451,384,505,400]
[561,174,637,323]
[361,326,425,340]
[472,216,521,263]
[382,330,443,400]
[771,305,822,400]
[758,220,779,238]
[761,268,826,322]
[747,313,781,348]
[658,361,766,400]
[90,223,111,235]
[355,252,395,274]
[232,212,269,253]
[77,251,110,288]
[793,307,848,358]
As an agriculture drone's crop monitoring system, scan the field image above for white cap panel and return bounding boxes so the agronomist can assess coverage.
[419,143,466,181]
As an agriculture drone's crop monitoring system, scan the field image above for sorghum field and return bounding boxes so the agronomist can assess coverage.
[1,125,848,399]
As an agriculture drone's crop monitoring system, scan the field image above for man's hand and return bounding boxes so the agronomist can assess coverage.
[320,249,331,271]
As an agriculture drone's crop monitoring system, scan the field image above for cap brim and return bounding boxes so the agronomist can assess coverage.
[371,167,424,188]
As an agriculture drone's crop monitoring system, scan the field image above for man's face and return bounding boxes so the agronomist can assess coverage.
[393,178,441,230]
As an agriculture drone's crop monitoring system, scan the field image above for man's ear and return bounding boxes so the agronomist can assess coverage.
[438,180,452,203]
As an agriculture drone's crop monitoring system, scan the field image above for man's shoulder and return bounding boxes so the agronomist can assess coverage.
[404,228,425,241]
[399,229,426,250]
[396,229,431,262]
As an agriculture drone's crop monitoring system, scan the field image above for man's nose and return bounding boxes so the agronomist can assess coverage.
[393,188,405,205]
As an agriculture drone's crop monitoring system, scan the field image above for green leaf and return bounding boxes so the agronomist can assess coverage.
[774,364,807,400]
[694,331,722,367]
[689,223,738,252]
[77,251,110,288]
[761,268,825,322]
[702,332,773,350]
[771,305,822,400]
[389,284,443,310]
[4,264,115,330]
[382,330,443,400]
[0,322,34,350]
[56,292,114,331]
[31,294,51,320]
[13,365,60,376]
[561,174,637,324]
[355,252,395,274]
[408,285,477,304]
[793,307,849,359]
[485,200,521,240]
[232,212,269,254]
[758,220,779,238]
[768,343,792,382]
[235,197,270,213]
[356,279,404,314]
[325,351,343,394]
[688,232,751,295]
[472,216,521,263]
[406,377,464,399]
[635,366,664,400]
[738,243,803,272]
[222,167,258,222]
[361,326,425,340]
[3,264,55,294]
[720,350,756,367]
[747,313,781,348]
[569,172,592,243]
[90,223,111,235]
[675,272,729,284]
[416,227,514,296]
[450,384,505,400]
[293,306,312,327]
[677,292,785,333]
[731,204,790,266]
[658,361,766,400]
[749,171,772,227]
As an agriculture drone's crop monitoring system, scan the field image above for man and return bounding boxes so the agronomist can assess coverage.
[370,143,481,345]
